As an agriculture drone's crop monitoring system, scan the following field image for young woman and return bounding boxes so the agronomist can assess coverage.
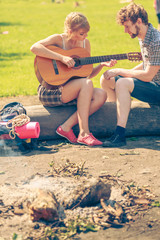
[30,12,117,146]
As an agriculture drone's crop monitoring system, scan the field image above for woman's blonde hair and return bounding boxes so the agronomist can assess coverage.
[64,12,90,34]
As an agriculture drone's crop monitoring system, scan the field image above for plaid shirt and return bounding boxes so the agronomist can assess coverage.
[139,23,160,86]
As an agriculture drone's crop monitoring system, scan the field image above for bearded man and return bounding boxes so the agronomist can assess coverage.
[101,2,160,147]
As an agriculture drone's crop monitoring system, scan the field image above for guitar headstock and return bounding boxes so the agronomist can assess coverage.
[127,52,142,62]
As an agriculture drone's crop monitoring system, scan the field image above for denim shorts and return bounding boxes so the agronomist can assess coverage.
[115,76,160,105]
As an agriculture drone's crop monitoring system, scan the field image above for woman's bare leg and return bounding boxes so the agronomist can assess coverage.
[60,78,107,137]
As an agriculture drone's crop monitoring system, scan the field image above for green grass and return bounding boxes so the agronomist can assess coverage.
[0,0,158,97]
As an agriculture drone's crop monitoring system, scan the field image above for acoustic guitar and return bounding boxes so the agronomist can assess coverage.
[34,46,142,86]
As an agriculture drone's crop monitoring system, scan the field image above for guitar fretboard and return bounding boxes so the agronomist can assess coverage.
[79,54,128,66]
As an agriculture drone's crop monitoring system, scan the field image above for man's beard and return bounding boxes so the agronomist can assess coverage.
[130,25,140,38]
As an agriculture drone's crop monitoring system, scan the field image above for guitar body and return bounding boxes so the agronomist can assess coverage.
[34,46,142,86]
[35,46,93,86]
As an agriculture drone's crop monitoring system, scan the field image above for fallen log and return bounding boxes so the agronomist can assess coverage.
[26,176,111,221]
[26,101,160,140]
[28,189,59,222]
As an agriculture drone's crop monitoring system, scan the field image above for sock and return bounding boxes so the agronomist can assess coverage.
[115,126,125,138]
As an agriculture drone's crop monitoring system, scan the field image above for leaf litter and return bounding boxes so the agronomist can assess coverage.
[0,158,159,240]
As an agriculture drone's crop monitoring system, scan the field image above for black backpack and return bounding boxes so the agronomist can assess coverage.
[0,102,50,153]
[0,102,26,121]
[0,102,35,153]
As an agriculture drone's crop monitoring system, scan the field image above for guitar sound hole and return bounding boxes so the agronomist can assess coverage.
[72,55,81,69]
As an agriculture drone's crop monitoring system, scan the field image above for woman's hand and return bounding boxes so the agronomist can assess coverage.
[61,56,75,68]
[101,59,117,68]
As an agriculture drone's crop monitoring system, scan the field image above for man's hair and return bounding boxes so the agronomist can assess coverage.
[116,3,148,25]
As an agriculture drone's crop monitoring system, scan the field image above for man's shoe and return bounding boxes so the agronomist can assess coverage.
[102,133,126,148]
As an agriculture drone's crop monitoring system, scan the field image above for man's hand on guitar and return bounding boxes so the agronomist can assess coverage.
[101,59,117,68]
[61,55,75,68]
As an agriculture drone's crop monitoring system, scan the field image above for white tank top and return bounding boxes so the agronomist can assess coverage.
[60,34,86,49]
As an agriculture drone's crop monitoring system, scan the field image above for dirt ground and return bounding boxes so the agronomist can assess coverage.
[0,96,160,240]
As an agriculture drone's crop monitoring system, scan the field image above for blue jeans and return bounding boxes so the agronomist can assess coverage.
[115,76,160,105]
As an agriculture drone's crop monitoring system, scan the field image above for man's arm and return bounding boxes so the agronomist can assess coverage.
[132,62,143,70]
[103,63,160,82]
